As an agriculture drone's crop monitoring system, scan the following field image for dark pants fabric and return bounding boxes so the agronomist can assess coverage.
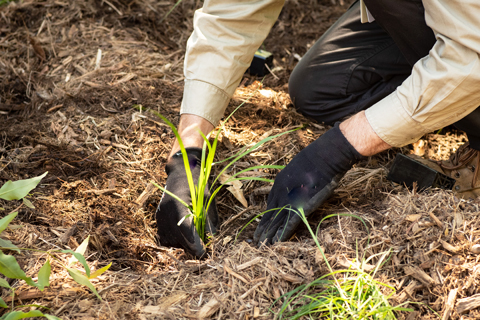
[289,0,480,150]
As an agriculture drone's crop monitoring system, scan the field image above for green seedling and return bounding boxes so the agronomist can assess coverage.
[272,208,413,319]
[136,102,301,243]
[0,174,112,319]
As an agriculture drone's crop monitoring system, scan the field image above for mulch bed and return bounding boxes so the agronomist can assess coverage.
[1,0,480,319]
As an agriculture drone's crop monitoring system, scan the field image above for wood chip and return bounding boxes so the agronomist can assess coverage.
[405,214,422,222]
[429,211,444,228]
[395,280,418,304]
[279,273,303,284]
[197,297,220,318]
[406,311,418,320]
[135,182,156,207]
[404,266,435,287]
[457,292,480,314]
[253,306,260,318]
[59,224,77,244]
[470,244,480,254]
[223,264,249,284]
[440,240,461,254]
[240,282,263,299]
[111,73,136,86]
[442,288,458,319]
[236,257,262,271]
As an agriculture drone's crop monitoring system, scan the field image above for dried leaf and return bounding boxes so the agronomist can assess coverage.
[198,297,220,318]
[29,36,46,61]
[226,185,248,207]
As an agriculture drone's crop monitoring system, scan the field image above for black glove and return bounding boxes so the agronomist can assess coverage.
[156,147,218,257]
[254,123,363,245]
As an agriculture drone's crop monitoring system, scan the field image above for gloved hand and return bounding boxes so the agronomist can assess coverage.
[156,147,218,257]
[254,123,364,245]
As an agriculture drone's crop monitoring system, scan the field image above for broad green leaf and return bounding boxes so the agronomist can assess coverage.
[37,260,51,291]
[0,238,20,253]
[0,251,37,287]
[0,297,7,308]
[89,262,112,279]
[62,250,90,278]
[65,235,90,276]
[0,212,18,234]
[4,310,44,320]
[0,277,10,289]
[22,198,34,209]
[0,172,47,201]
[67,268,100,300]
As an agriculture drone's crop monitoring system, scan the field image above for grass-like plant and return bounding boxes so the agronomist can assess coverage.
[273,208,412,319]
[136,103,300,242]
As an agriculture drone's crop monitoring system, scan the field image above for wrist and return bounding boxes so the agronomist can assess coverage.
[339,111,391,156]
[168,114,214,159]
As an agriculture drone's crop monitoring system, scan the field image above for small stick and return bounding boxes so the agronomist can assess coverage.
[236,257,262,271]
[240,282,263,299]
[223,265,249,284]
[442,288,458,319]
[429,211,444,229]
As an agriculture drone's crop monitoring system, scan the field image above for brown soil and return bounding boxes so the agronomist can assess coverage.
[1,0,479,319]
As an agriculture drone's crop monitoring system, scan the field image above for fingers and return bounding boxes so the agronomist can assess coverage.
[272,213,302,243]
[254,207,290,246]
[253,210,274,243]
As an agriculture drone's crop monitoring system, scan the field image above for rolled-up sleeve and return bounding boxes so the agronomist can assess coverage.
[181,0,285,125]
[365,0,480,147]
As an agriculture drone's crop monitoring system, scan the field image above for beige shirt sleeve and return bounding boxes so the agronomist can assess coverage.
[366,0,480,147]
[181,0,285,126]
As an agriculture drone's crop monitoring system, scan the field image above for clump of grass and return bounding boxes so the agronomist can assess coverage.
[273,209,413,319]
[136,102,300,242]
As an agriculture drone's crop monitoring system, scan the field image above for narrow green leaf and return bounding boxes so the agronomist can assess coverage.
[37,260,51,291]
[177,214,192,226]
[22,198,34,209]
[0,297,8,308]
[0,238,20,253]
[0,251,37,287]
[4,310,44,320]
[88,262,112,279]
[0,212,18,234]
[67,268,100,300]
[151,181,189,208]
[43,315,62,320]
[0,172,48,201]
[212,128,301,188]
